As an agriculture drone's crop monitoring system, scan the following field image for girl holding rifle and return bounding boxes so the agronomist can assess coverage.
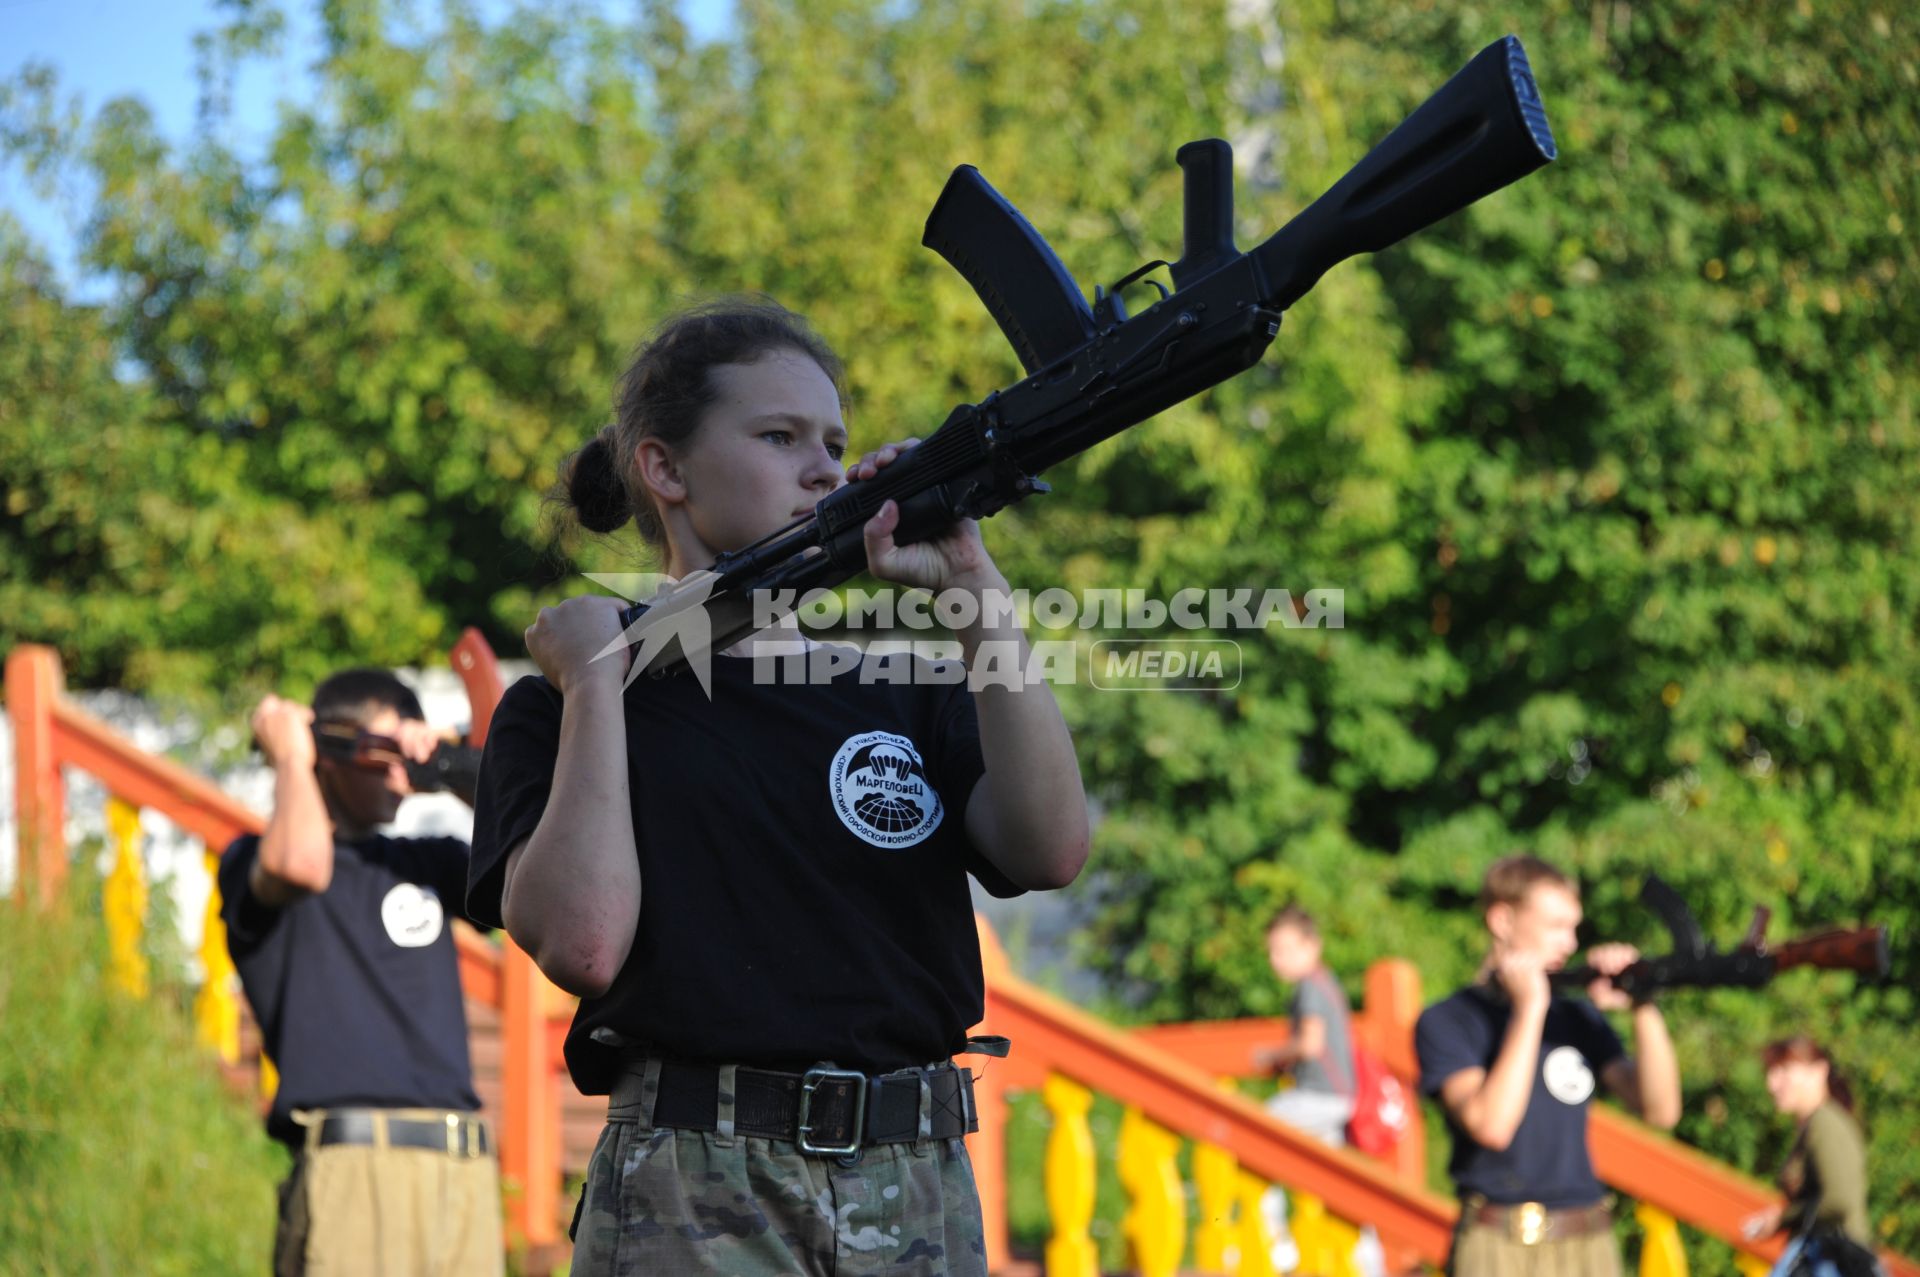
[468,299,1088,1275]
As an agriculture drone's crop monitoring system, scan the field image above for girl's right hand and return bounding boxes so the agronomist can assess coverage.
[525,595,633,695]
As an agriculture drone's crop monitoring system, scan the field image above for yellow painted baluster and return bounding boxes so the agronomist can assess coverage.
[194,848,241,1063]
[1192,1132,1238,1272]
[1735,1252,1772,1277]
[1635,1203,1689,1277]
[1294,1190,1336,1276]
[1233,1169,1278,1277]
[1119,1107,1186,1277]
[1323,1214,1363,1277]
[1043,1075,1099,1277]
[103,799,149,998]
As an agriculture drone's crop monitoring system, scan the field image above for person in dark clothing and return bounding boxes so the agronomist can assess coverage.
[222,669,501,1277]
[469,299,1090,1276]
[1416,854,1681,1277]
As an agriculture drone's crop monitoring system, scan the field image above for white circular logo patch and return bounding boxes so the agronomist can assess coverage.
[381,883,445,948]
[829,731,944,849]
[1542,1045,1595,1105]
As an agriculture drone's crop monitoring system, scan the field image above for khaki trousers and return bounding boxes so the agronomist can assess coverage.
[1449,1221,1622,1277]
[274,1109,504,1277]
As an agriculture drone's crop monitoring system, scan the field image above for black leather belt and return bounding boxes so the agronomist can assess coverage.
[618,1059,977,1158]
[313,1109,492,1159]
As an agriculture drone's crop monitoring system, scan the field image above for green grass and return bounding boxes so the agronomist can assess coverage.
[0,869,288,1275]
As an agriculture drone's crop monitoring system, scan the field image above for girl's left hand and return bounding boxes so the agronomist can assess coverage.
[850,438,999,593]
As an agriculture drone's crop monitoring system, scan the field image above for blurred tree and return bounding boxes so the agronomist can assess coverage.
[1070,0,1920,1252]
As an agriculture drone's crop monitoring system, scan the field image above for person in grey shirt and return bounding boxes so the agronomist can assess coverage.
[1257,904,1384,1276]
[1258,903,1356,1139]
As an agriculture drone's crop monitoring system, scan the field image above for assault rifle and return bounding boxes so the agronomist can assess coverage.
[1550,875,1891,1000]
[308,722,480,799]
[619,37,1558,676]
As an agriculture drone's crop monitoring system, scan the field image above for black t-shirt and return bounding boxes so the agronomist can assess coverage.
[1415,985,1626,1208]
[468,649,1021,1094]
[219,832,482,1146]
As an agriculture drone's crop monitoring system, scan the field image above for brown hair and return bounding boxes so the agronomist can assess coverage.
[1762,1035,1857,1117]
[560,298,846,546]
[1480,853,1578,916]
[1267,903,1319,940]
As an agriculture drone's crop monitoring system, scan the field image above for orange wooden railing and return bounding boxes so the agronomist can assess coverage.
[966,920,1456,1271]
[3,639,572,1263]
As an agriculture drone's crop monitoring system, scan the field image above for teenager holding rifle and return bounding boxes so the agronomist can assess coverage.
[1416,855,1682,1277]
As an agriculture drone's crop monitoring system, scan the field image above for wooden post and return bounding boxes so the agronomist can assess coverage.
[451,627,506,746]
[1364,957,1426,1277]
[7,645,68,908]
[1363,959,1426,1184]
[972,915,1013,1272]
[501,936,558,1251]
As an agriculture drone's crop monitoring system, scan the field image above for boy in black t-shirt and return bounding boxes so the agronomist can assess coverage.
[1416,855,1681,1277]
[220,669,502,1277]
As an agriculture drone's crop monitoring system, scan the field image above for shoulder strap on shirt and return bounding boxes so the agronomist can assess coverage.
[1308,968,1358,1097]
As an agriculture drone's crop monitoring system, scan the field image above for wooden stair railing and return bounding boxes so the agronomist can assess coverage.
[967,919,1457,1273]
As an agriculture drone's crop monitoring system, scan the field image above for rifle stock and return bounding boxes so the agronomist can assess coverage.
[1771,926,1890,977]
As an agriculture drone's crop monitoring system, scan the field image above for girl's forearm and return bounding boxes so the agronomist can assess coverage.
[503,679,640,996]
[955,573,1090,888]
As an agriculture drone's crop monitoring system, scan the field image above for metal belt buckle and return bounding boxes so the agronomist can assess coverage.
[796,1067,867,1157]
[1513,1201,1549,1246]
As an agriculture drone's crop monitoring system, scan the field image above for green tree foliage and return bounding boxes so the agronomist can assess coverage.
[0,236,437,695]
[3,0,1916,1251]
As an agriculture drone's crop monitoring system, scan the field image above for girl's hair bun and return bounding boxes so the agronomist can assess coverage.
[564,430,634,534]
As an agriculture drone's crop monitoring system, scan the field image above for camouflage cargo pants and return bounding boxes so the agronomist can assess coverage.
[570,1056,989,1276]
